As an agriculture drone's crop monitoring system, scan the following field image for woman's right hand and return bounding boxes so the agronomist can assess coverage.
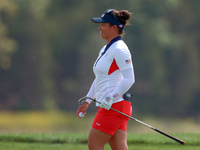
[76,102,89,118]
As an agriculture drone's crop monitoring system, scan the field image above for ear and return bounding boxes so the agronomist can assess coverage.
[111,25,118,31]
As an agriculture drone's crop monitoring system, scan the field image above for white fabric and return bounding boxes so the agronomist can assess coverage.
[86,79,96,104]
[110,68,135,97]
[86,39,135,106]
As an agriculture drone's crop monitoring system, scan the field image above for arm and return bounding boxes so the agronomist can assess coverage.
[100,68,135,110]
[111,68,135,98]
[111,47,135,98]
[85,79,96,104]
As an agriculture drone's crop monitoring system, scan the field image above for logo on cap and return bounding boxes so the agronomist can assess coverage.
[119,24,123,28]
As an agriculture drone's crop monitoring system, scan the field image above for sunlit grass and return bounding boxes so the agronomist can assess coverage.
[0,111,199,134]
[0,111,94,133]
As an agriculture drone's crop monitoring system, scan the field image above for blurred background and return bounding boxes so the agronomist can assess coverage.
[0,0,199,133]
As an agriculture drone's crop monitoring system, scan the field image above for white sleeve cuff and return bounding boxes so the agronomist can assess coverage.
[85,99,92,104]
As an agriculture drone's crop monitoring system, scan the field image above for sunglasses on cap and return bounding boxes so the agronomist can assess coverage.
[91,9,124,29]
[106,9,118,21]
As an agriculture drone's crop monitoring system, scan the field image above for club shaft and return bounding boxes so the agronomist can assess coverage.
[111,107,153,128]
[153,128,185,145]
[79,97,185,145]
[94,99,153,128]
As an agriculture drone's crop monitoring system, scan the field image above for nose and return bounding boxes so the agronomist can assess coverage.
[98,24,102,30]
[98,25,101,30]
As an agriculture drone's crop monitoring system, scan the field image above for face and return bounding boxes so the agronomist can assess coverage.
[98,23,113,40]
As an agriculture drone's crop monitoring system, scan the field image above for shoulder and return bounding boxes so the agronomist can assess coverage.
[113,40,128,50]
[112,41,131,57]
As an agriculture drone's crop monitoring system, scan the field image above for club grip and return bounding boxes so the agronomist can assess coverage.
[154,128,185,145]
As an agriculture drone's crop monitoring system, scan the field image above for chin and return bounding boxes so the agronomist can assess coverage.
[100,34,106,39]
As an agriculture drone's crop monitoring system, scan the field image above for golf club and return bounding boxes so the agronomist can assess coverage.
[78,96,185,145]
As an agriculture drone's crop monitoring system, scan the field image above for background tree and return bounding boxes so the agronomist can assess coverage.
[0,0,199,117]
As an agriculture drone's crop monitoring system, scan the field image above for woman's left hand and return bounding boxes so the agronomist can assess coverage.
[100,94,114,110]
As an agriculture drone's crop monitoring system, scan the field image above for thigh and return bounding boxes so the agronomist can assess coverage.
[88,127,112,150]
[108,129,128,150]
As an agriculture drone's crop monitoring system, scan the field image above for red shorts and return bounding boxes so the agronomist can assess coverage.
[91,100,132,135]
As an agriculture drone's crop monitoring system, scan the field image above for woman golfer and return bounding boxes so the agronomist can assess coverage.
[77,9,135,150]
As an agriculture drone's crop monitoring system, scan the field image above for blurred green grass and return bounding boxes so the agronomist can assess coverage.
[0,133,199,150]
[0,133,198,145]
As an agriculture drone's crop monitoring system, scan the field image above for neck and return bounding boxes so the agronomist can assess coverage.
[106,34,120,44]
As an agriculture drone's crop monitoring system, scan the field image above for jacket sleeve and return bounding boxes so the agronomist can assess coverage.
[85,79,96,104]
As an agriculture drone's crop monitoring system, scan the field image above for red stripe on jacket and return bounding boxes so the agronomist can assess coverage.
[108,59,119,75]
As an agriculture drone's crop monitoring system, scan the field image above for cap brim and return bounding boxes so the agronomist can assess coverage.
[91,17,108,23]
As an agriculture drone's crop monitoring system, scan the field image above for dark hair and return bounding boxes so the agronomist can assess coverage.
[108,9,131,35]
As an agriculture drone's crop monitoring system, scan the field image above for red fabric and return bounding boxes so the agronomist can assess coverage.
[91,100,132,135]
[108,59,119,75]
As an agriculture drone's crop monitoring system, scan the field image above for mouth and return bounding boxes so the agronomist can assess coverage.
[100,31,102,34]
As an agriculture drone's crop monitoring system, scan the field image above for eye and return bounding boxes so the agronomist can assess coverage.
[99,24,104,28]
